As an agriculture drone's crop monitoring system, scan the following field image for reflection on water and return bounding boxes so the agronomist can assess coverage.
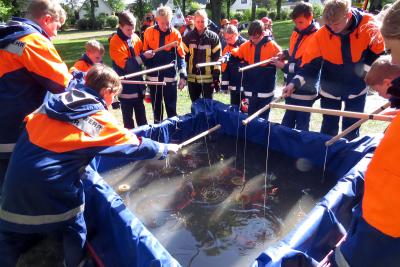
[104,135,336,267]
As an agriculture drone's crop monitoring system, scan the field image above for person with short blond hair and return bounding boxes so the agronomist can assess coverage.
[142,5,187,123]
[322,0,351,25]
[0,63,179,267]
[0,0,71,189]
[70,39,105,73]
[282,0,385,140]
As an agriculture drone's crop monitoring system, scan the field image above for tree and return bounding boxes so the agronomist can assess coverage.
[209,0,222,25]
[130,0,152,22]
[0,0,13,22]
[276,0,282,19]
[107,0,125,13]
[251,0,256,20]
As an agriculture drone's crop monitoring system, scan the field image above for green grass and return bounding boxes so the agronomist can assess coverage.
[54,26,389,136]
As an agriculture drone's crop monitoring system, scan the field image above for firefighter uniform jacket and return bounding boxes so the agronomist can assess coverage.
[183,28,221,83]
[109,29,145,100]
[69,53,94,73]
[221,35,247,93]
[283,22,319,100]
[0,85,168,233]
[363,111,400,238]
[291,9,384,99]
[143,25,187,83]
[0,17,71,158]
[230,36,282,98]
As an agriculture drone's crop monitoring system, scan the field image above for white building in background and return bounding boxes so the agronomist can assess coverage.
[230,0,252,13]
[77,0,114,19]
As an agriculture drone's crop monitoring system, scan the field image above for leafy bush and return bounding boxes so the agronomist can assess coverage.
[107,15,118,28]
[96,13,108,29]
[280,8,290,20]
[256,8,268,19]
[76,18,89,30]
[233,11,244,22]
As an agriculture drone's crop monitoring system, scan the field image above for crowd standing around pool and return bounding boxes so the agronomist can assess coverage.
[0,0,400,266]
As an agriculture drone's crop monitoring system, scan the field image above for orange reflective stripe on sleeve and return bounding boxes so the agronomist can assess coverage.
[25,110,139,153]
[19,33,71,92]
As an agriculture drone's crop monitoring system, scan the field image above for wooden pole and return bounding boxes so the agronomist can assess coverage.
[179,124,222,148]
[196,61,222,68]
[270,103,394,122]
[152,41,178,53]
[242,95,285,125]
[119,63,175,80]
[325,102,391,146]
[238,59,272,72]
[120,80,166,86]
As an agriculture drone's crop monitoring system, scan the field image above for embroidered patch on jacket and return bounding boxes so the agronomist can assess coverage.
[70,117,104,137]
[4,40,26,56]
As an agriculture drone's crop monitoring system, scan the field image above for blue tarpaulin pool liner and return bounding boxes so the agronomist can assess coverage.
[87,99,381,267]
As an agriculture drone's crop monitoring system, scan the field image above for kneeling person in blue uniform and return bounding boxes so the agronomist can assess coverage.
[0,64,179,267]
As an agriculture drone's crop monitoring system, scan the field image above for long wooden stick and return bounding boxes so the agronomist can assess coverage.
[242,95,285,125]
[179,124,221,148]
[196,61,222,68]
[270,103,394,122]
[119,63,175,80]
[325,102,391,146]
[152,41,178,53]
[121,80,166,86]
[238,59,272,72]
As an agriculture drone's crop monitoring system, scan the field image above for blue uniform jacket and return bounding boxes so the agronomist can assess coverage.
[0,83,167,233]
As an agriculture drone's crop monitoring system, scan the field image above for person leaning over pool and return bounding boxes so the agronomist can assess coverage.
[0,64,180,267]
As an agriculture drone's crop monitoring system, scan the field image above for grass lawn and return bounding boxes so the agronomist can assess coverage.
[54,24,389,136]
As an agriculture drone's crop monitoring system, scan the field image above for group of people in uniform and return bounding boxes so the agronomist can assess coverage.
[0,0,399,266]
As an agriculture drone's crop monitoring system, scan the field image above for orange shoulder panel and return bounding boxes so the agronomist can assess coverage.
[109,33,131,70]
[300,31,324,66]
[19,33,71,92]
[69,60,91,73]
[143,26,157,51]
[362,114,400,237]
[26,110,139,153]
[350,15,385,62]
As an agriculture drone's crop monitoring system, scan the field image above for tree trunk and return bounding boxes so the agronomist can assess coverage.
[251,0,256,20]
[210,0,222,26]
[227,0,230,19]
[182,0,186,16]
[89,0,96,29]
[276,0,282,20]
